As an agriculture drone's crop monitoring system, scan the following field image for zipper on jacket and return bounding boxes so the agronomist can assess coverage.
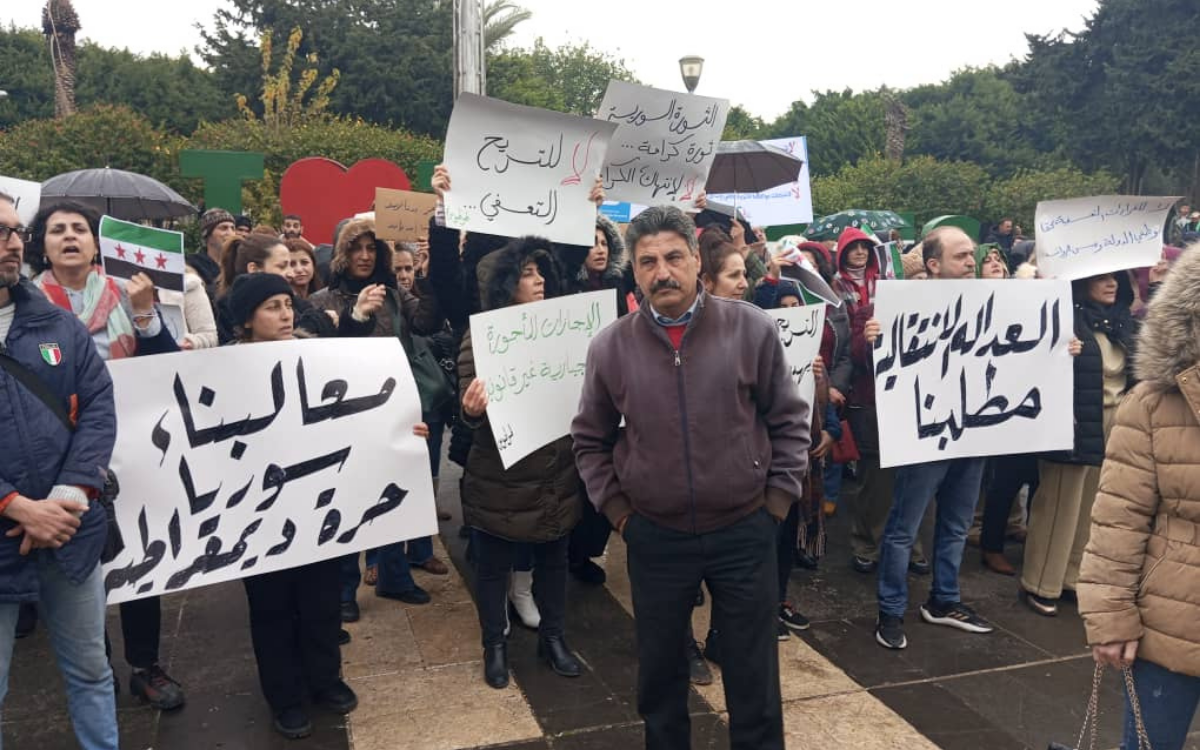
[674,349,681,367]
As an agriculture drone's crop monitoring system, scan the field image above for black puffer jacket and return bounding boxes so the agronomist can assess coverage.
[576,215,633,317]
[1046,272,1137,466]
[457,237,583,543]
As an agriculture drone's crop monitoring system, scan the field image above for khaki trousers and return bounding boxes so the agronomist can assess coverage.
[1020,460,1100,598]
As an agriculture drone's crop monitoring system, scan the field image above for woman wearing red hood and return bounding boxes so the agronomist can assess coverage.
[832,227,880,313]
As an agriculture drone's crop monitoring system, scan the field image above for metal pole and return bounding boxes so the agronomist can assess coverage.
[453,0,485,98]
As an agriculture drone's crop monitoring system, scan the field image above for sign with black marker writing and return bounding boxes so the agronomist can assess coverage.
[374,187,438,243]
[597,80,728,210]
[872,281,1074,469]
[442,94,617,246]
[1034,195,1180,281]
[469,290,618,469]
[102,339,436,604]
[0,174,41,225]
[771,304,826,425]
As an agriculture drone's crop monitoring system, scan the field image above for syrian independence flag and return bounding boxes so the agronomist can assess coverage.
[99,216,186,292]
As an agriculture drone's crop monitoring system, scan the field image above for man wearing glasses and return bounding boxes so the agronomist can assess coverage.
[0,192,121,749]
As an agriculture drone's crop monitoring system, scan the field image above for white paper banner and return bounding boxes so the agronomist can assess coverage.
[443,94,617,246]
[597,80,729,210]
[0,175,41,225]
[103,339,436,604]
[1034,195,1180,281]
[709,136,813,226]
[771,304,826,423]
[872,280,1074,468]
[469,291,618,469]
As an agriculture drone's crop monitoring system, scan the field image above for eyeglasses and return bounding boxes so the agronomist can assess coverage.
[0,225,32,244]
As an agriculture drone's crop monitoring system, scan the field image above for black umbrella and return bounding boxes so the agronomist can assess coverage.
[704,140,804,195]
[41,168,196,222]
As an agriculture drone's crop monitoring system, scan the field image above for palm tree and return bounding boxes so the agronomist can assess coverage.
[43,0,81,117]
[483,0,531,51]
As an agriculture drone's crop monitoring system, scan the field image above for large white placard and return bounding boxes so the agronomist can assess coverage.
[443,94,617,246]
[1035,195,1180,281]
[872,280,1074,468]
[596,80,729,210]
[0,175,41,224]
[469,291,618,469]
[709,136,813,226]
[771,304,826,422]
[103,339,436,604]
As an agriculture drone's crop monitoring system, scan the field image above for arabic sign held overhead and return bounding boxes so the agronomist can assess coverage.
[1034,195,1180,281]
[102,339,436,604]
[442,94,617,247]
[872,280,1074,469]
[597,80,729,211]
[708,136,813,226]
[469,290,618,469]
[374,188,438,243]
[771,304,826,425]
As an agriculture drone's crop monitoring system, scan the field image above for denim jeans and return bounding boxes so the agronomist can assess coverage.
[877,458,985,617]
[340,546,418,602]
[823,460,843,508]
[1123,658,1200,750]
[0,556,117,750]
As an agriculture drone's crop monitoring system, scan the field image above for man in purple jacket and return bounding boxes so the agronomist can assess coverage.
[571,205,810,750]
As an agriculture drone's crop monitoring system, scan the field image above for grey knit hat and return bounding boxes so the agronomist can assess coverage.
[200,208,236,239]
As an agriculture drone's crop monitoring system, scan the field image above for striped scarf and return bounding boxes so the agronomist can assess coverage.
[34,269,137,359]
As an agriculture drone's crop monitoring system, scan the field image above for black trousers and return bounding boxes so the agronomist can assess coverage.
[626,508,783,750]
[242,558,342,712]
[776,503,800,603]
[117,596,160,669]
[473,530,568,648]
[981,454,1040,552]
[568,498,612,566]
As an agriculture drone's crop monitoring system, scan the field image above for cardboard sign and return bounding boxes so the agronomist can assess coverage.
[374,188,438,243]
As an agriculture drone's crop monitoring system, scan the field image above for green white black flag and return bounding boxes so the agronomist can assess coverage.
[99,216,186,292]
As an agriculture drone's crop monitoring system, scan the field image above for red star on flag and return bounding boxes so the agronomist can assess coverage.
[115,243,127,260]
[155,253,168,269]
[134,248,146,265]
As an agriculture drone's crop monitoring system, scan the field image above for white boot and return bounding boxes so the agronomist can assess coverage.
[508,570,541,629]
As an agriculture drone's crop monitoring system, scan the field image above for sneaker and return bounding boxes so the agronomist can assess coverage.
[687,640,713,685]
[778,603,811,632]
[908,557,931,576]
[273,705,312,739]
[1020,589,1059,617]
[920,601,994,633]
[852,556,877,574]
[313,679,358,714]
[129,664,186,711]
[777,620,791,641]
[875,614,907,650]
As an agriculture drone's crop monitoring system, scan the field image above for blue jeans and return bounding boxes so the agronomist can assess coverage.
[823,460,843,508]
[1123,658,1200,750]
[877,458,985,617]
[0,556,117,750]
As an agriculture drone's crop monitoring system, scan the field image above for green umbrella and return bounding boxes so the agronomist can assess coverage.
[807,209,908,241]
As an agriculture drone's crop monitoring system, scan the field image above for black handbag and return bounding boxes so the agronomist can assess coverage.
[0,349,123,562]
[385,291,455,416]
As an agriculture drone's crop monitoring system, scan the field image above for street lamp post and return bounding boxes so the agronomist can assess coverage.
[678,56,704,94]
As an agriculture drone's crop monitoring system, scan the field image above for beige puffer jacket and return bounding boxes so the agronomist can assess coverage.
[1077,245,1200,677]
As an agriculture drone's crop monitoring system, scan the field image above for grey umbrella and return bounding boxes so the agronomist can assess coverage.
[704,140,804,195]
[41,167,196,222]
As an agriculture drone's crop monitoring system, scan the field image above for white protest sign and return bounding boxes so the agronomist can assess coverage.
[0,175,41,225]
[443,94,617,246]
[1035,195,1180,281]
[709,136,813,226]
[597,80,729,210]
[102,338,436,604]
[771,304,826,423]
[872,280,1074,469]
[469,290,618,469]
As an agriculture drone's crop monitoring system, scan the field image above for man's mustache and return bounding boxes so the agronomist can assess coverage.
[651,279,682,294]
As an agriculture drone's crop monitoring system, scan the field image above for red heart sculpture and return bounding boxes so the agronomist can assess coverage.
[279,157,412,247]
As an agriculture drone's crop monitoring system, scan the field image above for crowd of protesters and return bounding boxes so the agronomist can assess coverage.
[0,178,1197,750]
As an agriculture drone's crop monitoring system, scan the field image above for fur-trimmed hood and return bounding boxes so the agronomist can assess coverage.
[575,215,628,285]
[1135,245,1200,389]
[481,236,563,312]
[328,217,395,289]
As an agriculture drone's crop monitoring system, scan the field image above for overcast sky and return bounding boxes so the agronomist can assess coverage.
[7,0,1099,120]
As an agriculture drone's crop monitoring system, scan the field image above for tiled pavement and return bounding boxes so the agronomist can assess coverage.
[5,461,1198,749]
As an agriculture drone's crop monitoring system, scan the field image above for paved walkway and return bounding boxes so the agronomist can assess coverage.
[5,460,1198,749]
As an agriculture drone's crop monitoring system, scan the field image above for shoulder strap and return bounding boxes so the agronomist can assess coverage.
[0,348,75,433]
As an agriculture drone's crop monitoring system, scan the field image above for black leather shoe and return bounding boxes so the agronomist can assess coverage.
[340,601,360,623]
[908,558,931,576]
[537,635,582,677]
[338,629,351,646]
[852,556,878,574]
[273,705,313,739]
[376,585,431,605]
[313,680,358,714]
[483,644,509,689]
[569,560,607,585]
